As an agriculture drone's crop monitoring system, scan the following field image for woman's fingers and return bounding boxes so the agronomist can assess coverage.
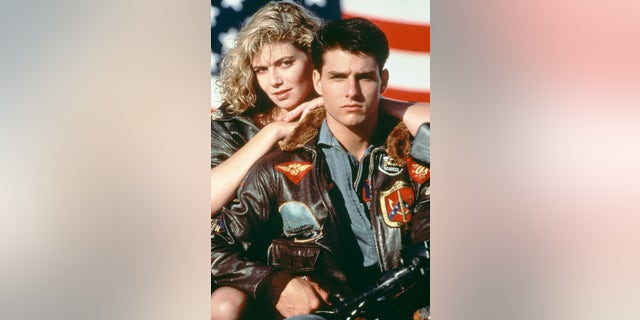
[282,97,324,122]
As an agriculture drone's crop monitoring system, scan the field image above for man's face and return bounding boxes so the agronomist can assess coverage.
[313,48,388,132]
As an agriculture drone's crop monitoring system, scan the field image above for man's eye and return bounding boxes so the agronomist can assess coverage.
[253,68,266,74]
[281,60,293,67]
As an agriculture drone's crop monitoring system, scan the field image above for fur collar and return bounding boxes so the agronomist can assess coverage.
[278,108,412,166]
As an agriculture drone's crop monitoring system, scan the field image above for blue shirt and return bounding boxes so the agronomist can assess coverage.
[318,120,378,267]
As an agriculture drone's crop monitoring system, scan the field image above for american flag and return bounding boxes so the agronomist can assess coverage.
[211,0,430,107]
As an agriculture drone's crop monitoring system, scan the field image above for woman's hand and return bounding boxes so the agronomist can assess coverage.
[281,97,324,122]
[262,120,299,142]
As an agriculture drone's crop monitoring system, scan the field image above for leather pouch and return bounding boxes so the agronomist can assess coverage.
[267,238,321,273]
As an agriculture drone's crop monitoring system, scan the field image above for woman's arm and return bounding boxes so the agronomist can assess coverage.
[379,97,430,137]
[211,121,296,216]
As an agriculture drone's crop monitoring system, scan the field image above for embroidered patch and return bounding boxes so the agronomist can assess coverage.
[279,201,322,242]
[275,161,313,184]
[380,181,415,227]
[379,155,403,176]
[407,157,430,184]
[211,215,226,234]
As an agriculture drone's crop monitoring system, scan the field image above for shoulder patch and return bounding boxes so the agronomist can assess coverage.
[407,157,430,184]
[275,161,313,184]
[211,215,226,234]
[379,155,404,176]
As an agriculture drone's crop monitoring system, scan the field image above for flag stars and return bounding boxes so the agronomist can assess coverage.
[211,53,221,74]
[211,6,220,27]
[221,0,244,12]
[304,0,326,7]
[219,27,238,54]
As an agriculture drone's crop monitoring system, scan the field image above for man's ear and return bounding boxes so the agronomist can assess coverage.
[313,69,323,95]
[380,68,389,94]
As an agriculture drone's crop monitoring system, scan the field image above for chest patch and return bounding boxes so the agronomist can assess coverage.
[379,155,403,176]
[279,201,322,242]
[275,161,313,184]
[380,181,415,227]
[211,215,226,234]
[407,157,430,184]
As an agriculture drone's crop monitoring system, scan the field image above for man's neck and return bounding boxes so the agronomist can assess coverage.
[326,116,378,161]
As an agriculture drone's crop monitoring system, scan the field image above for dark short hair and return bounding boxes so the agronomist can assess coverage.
[311,17,389,74]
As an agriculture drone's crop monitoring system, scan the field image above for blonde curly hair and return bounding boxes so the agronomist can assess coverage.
[217,1,323,115]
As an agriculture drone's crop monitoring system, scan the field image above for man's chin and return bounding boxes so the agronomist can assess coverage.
[340,119,367,129]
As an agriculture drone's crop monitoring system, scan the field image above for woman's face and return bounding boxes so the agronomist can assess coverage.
[252,42,314,112]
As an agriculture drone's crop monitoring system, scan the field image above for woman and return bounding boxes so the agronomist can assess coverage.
[211,2,429,319]
[211,3,324,319]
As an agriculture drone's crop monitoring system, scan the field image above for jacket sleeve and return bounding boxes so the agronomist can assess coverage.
[211,119,255,168]
[211,119,233,168]
[411,178,430,244]
[211,158,294,299]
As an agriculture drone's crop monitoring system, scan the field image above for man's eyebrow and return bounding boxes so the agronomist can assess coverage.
[326,70,377,77]
[356,70,377,77]
[327,71,348,77]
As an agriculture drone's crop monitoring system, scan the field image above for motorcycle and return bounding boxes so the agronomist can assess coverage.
[313,241,430,320]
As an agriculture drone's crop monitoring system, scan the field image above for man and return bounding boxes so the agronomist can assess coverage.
[211,17,430,319]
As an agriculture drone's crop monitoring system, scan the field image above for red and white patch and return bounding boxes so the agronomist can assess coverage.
[407,157,430,184]
[380,181,415,227]
[275,161,313,184]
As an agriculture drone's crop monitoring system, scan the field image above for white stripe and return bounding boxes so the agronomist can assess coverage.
[385,50,430,92]
[341,0,430,25]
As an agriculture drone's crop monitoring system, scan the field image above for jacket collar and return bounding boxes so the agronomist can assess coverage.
[278,107,413,166]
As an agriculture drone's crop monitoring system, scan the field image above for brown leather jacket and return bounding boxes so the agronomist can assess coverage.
[211,108,430,305]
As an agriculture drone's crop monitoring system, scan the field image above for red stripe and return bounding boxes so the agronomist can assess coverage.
[383,88,430,102]
[342,13,430,53]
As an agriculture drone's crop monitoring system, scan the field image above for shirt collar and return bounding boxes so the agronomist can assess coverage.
[318,119,338,148]
[318,120,377,157]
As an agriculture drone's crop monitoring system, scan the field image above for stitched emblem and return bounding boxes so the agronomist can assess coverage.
[211,215,226,234]
[378,155,403,176]
[275,161,313,184]
[380,181,415,227]
[407,157,430,184]
[279,201,322,242]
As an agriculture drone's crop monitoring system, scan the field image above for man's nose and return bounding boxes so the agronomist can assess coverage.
[345,77,362,99]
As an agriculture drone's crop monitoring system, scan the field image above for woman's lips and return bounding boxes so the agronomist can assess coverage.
[272,89,291,101]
